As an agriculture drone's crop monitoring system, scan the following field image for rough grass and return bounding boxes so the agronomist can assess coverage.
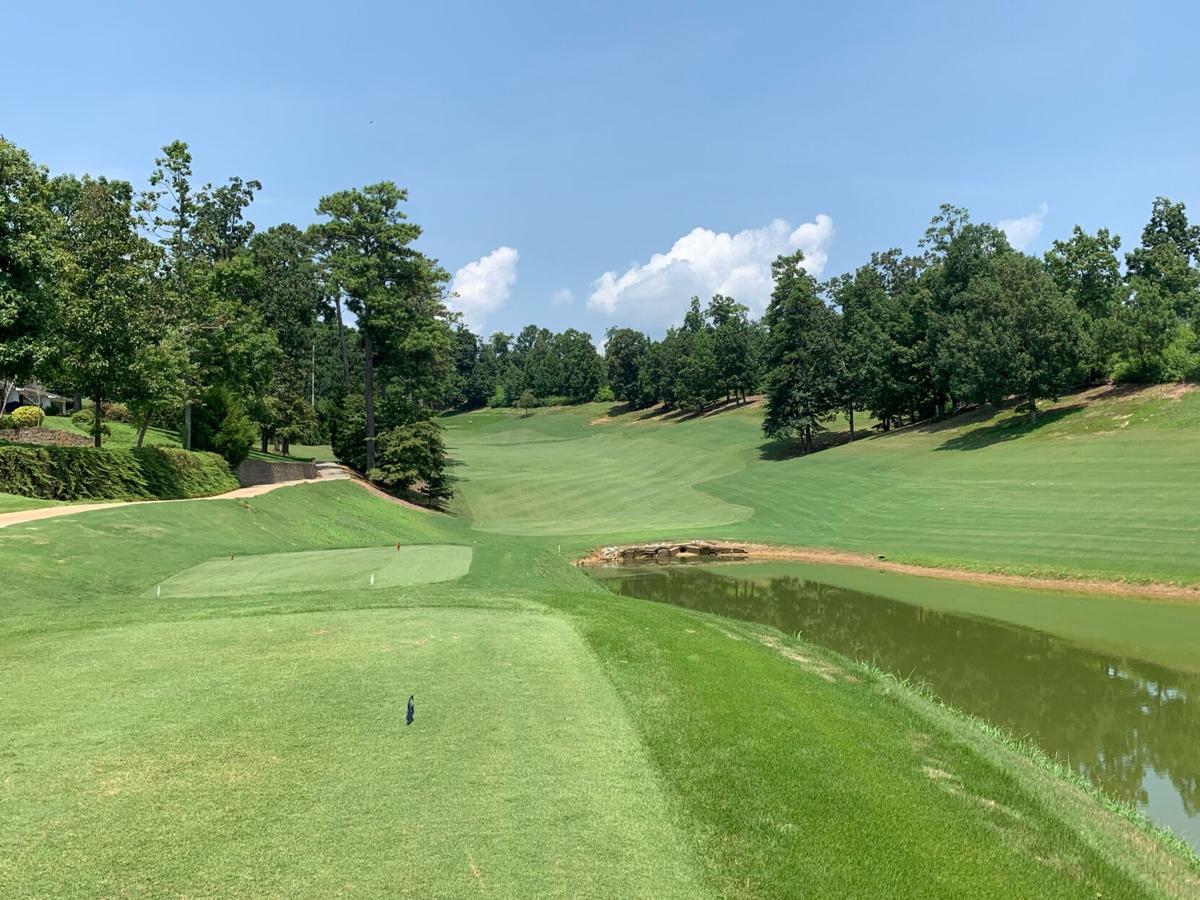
[0,491,56,513]
[447,385,1200,586]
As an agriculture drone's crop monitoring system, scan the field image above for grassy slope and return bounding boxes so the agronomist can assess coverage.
[40,415,334,462]
[2,482,1196,897]
[0,492,57,513]
[446,384,1200,585]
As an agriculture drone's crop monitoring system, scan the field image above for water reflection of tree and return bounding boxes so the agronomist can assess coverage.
[607,569,1199,818]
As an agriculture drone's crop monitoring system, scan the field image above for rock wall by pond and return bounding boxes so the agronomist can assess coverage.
[598,541,749,563]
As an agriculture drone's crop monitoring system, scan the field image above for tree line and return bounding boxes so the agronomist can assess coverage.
[450,199,1200,452]
[7,127,1198,488]
[1,136,458,500]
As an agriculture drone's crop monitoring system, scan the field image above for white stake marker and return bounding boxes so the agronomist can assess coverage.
[370,573,375,586]
[156,585,161,599]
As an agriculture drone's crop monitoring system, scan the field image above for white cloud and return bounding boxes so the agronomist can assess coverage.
[550,287,574,306]
[585,215,834,329]
[998,203,1048,252]
[448,246,519,331]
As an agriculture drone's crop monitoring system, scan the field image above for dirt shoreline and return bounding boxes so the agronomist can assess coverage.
[576,539,1200,603]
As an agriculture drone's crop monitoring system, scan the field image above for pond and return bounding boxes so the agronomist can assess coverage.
[589,560,1200,851]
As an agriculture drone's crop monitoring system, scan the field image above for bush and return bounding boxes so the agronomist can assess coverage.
[134,447,238,499]
[594,384,615,403]
[517,390,537,413]
[486,384,508,408]
[102,401,132,423]
[368,420,451,504]
[194,386,255,467]
[0,415,13,430]
[11,405,44,428]
[0,445,236,501]
[330,394,367,471]
[69,407,111,439]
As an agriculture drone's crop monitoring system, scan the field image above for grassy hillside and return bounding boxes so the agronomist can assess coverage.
[40,415,334,462]
[447,384,1200,585]
[1,482,1196,897]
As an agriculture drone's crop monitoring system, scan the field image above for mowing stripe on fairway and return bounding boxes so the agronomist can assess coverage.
[146,544,473,599]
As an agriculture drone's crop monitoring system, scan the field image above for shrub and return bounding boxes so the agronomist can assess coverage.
[134,447,238,499]
[102,401,132,423]
[0,445,235,501]
[594,384,615,403]
[11,405,44,428]
[194,386,255,467]
[517,390,537,414]
[368,420,452,504]
[69,407,112,438]
[0,415,13,430]
[330,394,367,471]
[486,384,508,408]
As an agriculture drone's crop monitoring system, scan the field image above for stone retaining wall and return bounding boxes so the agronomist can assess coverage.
[235,459,318,486]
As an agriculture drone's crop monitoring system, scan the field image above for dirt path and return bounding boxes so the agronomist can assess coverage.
[578,540,1200,603]
[0,463,432,530]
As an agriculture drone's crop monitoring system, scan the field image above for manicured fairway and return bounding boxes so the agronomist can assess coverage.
[448,385,1200,585]
[455,431,751,535]
[149,544,472,598]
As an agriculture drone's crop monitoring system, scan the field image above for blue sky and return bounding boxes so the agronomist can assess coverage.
[4,1,1199,337]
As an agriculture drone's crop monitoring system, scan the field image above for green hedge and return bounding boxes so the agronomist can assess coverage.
[0,445,237,501]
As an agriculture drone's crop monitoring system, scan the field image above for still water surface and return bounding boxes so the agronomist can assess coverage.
[590,562,1200,851]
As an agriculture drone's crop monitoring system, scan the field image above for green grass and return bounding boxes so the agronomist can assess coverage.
[5,386,1200,896]
[150,544,473,598]
[42,416,333,463]
[0,492,58,513]
[447,385,1200,586]
[1,605,702,897]
[285,442,336,461]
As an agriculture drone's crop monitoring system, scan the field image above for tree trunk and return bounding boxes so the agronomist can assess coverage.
[183,401,193,451]
[334,294,351,388]
[363,326,376,472]
[261,427,269,454]
[135,416,149,448]
[282,437,290,456]
[0,376,13,412]
[92,392,103,448]
[1028,393,1038,424]
[848,407,855,441]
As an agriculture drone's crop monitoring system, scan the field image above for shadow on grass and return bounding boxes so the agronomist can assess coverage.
[934,404,1084,451]
[628,396,763,424]
[758,429,866,461]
